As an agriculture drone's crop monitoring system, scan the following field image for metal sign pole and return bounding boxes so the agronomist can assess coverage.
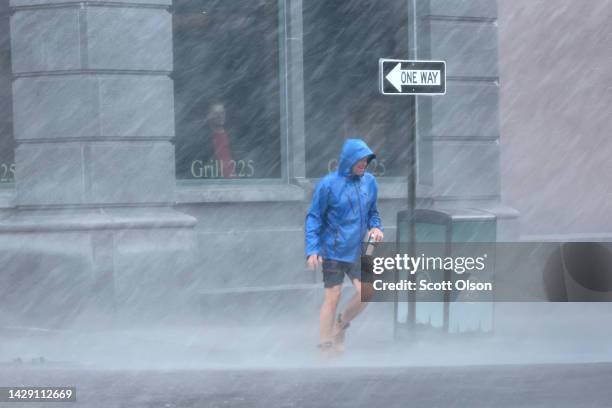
[379,58,446,339]
[407,96,417,332]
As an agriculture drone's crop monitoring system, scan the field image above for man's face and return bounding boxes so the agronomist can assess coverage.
[351,157,368,176]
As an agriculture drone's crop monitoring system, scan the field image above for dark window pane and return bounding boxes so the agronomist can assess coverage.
[303,0,413,178]
[0,5,14,185]
[173,0,281,180]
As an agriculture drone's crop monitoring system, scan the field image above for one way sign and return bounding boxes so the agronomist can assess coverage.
[379,59,446,95]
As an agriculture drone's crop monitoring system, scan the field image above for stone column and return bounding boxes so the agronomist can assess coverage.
[1,0,197,327]
[415,0,519,240]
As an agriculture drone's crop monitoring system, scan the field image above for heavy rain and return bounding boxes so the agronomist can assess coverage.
[1,0,612,407]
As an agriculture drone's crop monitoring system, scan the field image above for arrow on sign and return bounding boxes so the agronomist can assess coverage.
[385,63,442,92]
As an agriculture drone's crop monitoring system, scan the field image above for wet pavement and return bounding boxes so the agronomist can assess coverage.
[2,362,612,407]
[2,303,612,407]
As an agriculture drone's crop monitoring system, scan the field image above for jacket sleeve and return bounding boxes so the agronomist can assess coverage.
[367,178,383,231]
[305,180,329,257]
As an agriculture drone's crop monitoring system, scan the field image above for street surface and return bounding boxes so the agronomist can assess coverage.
[1,362,612,408]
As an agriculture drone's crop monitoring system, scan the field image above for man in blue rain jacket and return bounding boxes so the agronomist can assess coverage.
[305,138,384,355]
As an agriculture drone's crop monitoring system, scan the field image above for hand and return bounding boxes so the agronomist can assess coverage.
[368,228,384,242]
[307,254,323,270]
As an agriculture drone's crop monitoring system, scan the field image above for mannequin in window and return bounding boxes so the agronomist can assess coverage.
[204,102,235,179]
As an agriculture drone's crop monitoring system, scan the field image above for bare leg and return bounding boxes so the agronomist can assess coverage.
[339,279,371,324]
[320,285,342,343]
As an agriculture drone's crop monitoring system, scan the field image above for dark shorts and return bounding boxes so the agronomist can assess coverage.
[322,257,374,288]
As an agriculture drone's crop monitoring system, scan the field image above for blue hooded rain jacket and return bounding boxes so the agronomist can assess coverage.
[305,138,383,263]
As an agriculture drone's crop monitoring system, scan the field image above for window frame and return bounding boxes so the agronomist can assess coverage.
[173,0,422,203]
[172,0,290,186]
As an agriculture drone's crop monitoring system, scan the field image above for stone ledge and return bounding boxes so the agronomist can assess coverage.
[176,180,435,203]
[470,203,520,220]
[0,189,15,209]
[298,178,433,201]
[11,0,171,8]
[0,207,196,232]
[176,183,305,204]
[424,206,497,221]
[0,180,435,208]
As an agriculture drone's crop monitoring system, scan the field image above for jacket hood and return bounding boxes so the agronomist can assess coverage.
[337,138,376,177]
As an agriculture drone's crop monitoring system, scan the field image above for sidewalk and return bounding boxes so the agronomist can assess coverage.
[2,303,612,370]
